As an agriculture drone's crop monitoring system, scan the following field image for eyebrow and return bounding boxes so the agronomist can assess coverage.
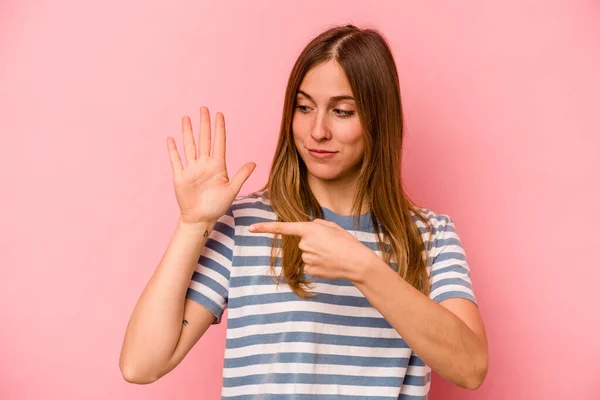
[297,90,355,103]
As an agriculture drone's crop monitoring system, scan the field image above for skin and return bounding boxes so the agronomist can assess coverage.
[248,219,489,390]
[247,60,489,389]
[292,59,369,216]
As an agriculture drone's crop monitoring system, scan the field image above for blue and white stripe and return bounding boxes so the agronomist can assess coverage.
[186,190,477,399]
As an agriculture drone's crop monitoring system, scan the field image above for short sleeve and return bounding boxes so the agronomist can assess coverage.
[428,215,478,306]
[185,206,235,324]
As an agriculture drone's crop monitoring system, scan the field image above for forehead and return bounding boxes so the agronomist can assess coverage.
[298,60,353,99]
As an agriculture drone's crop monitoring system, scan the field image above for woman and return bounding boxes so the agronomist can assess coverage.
[120,24,488,399]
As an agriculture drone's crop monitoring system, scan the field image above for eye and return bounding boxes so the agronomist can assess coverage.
[295,105,354,118]
[334,109,354,118]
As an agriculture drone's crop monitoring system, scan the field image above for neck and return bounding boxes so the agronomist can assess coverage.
[307,173,370,216]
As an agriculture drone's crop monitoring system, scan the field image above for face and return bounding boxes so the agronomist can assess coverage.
[292,60,365,183]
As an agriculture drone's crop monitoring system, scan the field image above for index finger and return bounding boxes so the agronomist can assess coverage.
[248,221,310,236]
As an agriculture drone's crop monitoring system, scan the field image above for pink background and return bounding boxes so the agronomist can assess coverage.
[1,1,599,399]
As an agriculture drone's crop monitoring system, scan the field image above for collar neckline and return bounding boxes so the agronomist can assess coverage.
[312,205,373,231]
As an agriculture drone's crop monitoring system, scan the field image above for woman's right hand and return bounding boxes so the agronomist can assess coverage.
[167,107,256,225]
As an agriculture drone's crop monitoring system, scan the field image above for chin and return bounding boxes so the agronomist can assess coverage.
[305,166,345,181]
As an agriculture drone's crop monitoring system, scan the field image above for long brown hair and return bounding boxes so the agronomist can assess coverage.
[249,24,433,298]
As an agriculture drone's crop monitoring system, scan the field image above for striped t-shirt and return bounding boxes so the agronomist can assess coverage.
[186,190,477,399]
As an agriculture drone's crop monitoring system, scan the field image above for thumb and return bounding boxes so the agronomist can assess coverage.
[230,162,256,193]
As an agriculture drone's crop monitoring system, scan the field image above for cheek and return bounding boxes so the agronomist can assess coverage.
[292,116,308,139]
[338,125,365,154]
[346,141,365,164]
[335,117,363,142]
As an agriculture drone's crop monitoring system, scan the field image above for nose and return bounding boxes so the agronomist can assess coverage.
[310,110,331,141]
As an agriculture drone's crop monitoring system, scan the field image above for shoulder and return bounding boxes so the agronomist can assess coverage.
[410,205,453,232]
[409,205,458,255]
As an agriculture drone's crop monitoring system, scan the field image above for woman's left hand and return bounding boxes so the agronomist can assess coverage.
[248,218,377,282]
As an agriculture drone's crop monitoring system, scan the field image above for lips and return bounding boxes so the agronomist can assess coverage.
[308,149,337,159]
[308,148,336,153]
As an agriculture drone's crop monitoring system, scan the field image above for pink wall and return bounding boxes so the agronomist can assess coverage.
[1,1,599,399]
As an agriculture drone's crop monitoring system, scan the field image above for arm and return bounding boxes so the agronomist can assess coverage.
[246,215,487,388]
[352,259,488,389]
[119,217,217,384]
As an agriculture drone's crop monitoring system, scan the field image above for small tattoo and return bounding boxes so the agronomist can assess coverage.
[203,230,209,237]
[183,319,189,326]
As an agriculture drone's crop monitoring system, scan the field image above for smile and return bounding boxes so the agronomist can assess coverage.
[309,151,336,159]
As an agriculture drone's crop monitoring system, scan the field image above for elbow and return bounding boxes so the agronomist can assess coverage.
[462,350,489,390]
[119,359,159,385]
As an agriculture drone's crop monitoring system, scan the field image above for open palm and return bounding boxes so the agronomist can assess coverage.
[167,107,256,224]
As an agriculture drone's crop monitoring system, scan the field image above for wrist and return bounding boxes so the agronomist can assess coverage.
[176,217,216,233]
[351,251,382,285]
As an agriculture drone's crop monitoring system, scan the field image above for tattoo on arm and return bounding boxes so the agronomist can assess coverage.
[204,230,209,237]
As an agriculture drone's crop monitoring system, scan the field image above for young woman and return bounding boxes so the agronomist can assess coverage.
[120,24,488,399]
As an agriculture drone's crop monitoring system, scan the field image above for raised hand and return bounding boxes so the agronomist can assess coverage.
[167,107,256,225]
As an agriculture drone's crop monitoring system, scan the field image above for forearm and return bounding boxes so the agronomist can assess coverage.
[119,217,216,381]
[351,255,486,389]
